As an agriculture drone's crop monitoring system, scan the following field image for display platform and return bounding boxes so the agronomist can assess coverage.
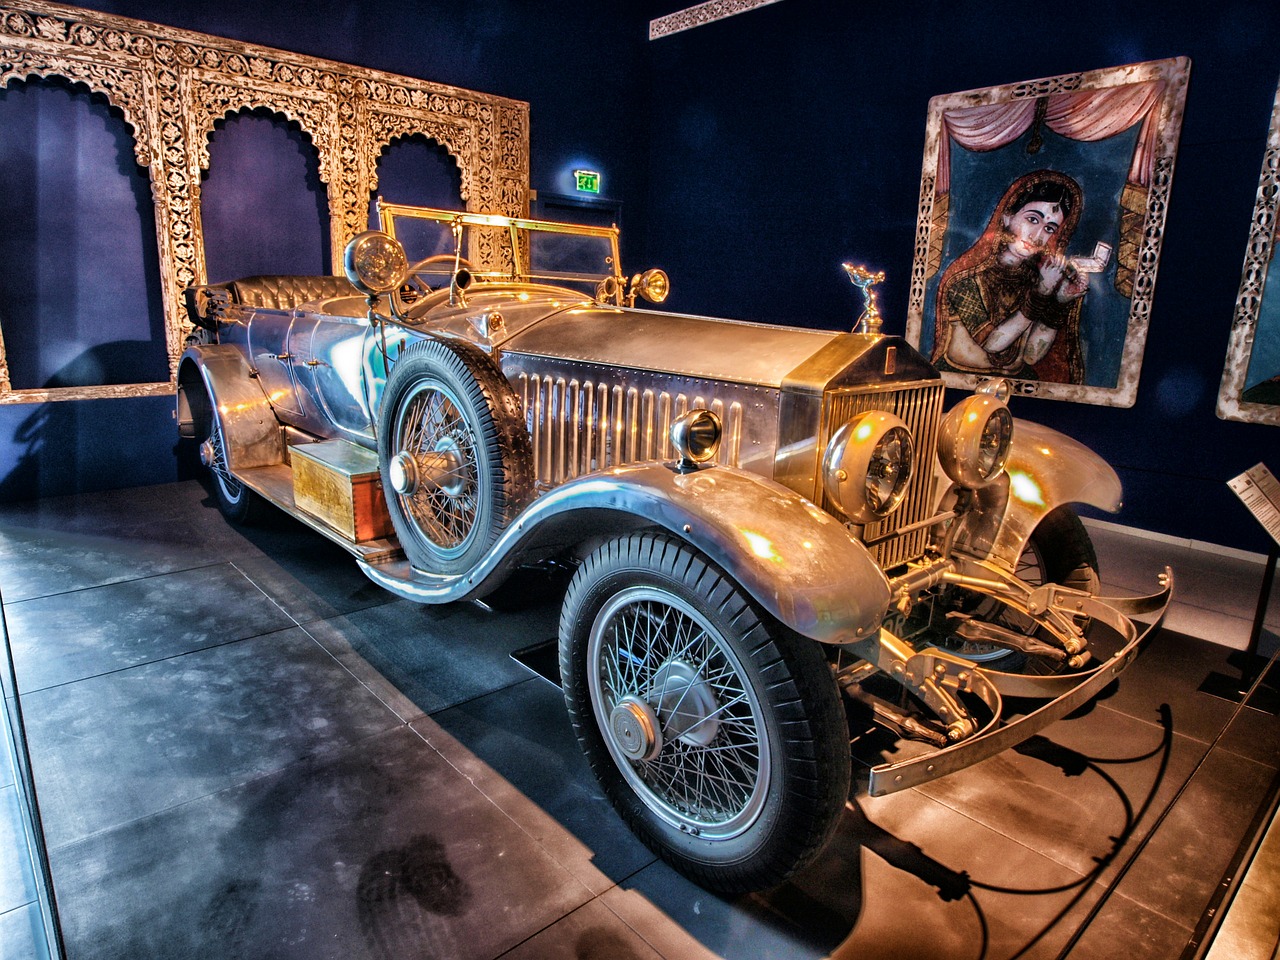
[0,481,1277,960]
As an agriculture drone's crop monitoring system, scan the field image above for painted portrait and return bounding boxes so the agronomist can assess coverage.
[906,58,1190,407]
[1217,74,1280,428]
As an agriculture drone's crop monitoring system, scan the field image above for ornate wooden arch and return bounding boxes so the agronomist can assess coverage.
[0,1,530,403]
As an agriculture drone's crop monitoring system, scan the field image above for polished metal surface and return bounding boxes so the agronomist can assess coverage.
[937,394,1013,488]
[821,410,914,524]
[502,355,778,485]
[816,379,945,569]
[865,563,1174,795]
[360,461,893,645]
[588,584,770,838]
[179,200,1174,853]
[504,306,839,387]
[988,418,1125,570]
[178,345,284,473]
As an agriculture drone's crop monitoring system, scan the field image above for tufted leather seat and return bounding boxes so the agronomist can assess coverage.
[225,274,359,310]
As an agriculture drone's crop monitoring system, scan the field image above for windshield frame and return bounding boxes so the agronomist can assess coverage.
[376,200,624,293]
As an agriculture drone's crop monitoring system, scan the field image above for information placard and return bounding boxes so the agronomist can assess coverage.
[1228,463,1280,547]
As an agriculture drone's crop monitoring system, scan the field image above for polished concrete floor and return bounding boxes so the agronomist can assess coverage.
[0,480,1277,960]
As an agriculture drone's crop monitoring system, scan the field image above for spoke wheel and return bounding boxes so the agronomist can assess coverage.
[946,505,1100,671]
[560,532,850,893]
[590,586,770,840]
[392,381,482,557]
[378,338,531,575]
[187,379,263,524]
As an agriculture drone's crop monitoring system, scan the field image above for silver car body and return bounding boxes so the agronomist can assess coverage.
[177,204,1171,800]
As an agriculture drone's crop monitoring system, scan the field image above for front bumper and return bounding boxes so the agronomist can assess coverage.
[854,563,1174,796]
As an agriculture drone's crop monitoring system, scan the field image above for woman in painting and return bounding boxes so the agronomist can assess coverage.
[932,169,1089,383]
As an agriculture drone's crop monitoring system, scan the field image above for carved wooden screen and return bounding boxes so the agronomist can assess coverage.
[0,1,530,403]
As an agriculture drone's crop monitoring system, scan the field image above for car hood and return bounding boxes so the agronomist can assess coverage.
[502,304,843,388]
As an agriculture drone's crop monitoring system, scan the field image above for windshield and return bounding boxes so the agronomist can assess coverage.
[377,201,622,299]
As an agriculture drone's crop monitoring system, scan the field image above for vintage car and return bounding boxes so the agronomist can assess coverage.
[177,202,1171,893]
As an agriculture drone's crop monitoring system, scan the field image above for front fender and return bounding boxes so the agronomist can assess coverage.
[177,345,283,471]
[982,418,1122,570]
[360,462,892,644]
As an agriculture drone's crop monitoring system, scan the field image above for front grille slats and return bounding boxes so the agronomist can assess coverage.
[820,381,944,569]
[518,373,743,483]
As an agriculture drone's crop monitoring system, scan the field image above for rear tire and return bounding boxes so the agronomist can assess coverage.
[559,531,849,893]
[187,381,264,525]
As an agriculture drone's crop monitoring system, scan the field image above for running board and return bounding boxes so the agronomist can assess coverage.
[235,449,403,564]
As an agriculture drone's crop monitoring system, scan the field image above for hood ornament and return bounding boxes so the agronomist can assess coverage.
[842,263,885,336]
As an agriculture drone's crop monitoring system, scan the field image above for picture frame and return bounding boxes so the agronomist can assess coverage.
[1216,75,1280,427]
[905,58,1190,407]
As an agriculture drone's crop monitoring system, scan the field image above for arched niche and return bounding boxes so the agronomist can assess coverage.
[0,76,167,392]
[0,1,529,404]
[201,108,330,281]
[370,133,464,221]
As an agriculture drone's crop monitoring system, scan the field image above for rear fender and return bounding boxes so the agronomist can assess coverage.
[177,345,283,472]
[361,462,892,643]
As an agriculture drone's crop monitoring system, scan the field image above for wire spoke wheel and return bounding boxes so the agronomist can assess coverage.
[392,380,482,555]
[560,532,850,893]
[378,338,532,576]
[188,379,262,525]
[589,587,769,839]
[943,506,1100,671]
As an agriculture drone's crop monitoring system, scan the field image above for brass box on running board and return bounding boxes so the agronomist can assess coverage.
[291,440,394,543]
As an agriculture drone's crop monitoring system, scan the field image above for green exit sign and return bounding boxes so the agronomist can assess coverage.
[574,169,601,194]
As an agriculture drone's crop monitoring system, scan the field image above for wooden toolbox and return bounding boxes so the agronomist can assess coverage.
[290,440,395,543]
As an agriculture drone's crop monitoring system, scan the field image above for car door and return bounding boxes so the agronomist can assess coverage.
[290,312,377,444]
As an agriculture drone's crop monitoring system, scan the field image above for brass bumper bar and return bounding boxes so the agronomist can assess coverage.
[864,565,1173,796]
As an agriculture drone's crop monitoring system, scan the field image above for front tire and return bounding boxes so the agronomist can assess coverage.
[559,532,850,893]
[950,505,1100,669]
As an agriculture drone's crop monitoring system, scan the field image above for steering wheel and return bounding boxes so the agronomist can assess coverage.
[394,253,477,313]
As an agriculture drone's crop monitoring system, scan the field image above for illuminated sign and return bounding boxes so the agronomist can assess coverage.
[573,169,601,194]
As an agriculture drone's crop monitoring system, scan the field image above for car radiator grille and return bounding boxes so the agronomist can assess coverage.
[819,381,945,570]
[515,373,746,486]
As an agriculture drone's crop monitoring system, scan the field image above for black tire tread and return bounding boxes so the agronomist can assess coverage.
[377,337,532,574]
[559,530,849,893]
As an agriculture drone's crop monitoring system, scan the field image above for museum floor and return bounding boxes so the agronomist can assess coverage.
[0,480,1277,960]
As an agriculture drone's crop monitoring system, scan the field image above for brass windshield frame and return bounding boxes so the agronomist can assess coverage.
[377,201,623,289]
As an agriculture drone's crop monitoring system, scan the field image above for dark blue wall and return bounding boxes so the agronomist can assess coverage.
[0,0,651,504]
[2,0,1278,554]
[639,0,1280,552]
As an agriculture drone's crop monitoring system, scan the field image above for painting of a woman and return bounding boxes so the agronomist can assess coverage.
[931,169,1088,383]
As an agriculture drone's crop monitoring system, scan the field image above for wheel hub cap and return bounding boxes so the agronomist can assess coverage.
[651,661,720,746]
[388,444,464,497]
[199,439,216,468]
[388,451,419,494]
[609,696,662,761]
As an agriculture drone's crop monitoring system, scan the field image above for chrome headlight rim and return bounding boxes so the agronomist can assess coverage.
[343,230,409,296]
[938,394,1014,489]
[822,410,915,524]
[670,408,722,467]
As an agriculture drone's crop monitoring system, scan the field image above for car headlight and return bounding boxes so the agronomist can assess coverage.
[631,269,670,304]
[670,409,721,468]
[344,231,408,295]
[938,394,1014,488]
[822,411,914,523]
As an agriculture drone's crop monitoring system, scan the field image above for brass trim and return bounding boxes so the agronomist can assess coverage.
[0,0,529,404]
